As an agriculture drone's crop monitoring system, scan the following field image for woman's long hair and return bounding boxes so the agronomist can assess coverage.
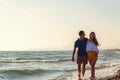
[90,32,99,46]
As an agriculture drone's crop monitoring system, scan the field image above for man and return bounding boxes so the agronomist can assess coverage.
[72,30,88,80]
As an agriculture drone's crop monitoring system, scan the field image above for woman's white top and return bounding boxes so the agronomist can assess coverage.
[86,41,99,53]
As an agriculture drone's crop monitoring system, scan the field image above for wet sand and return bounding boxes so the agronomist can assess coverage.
[100,68,120,80]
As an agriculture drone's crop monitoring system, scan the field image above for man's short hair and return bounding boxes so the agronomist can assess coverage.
[79,31,84,36]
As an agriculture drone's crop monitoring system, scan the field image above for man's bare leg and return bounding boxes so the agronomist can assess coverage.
[78,64,81,80]
[82,63,86,77]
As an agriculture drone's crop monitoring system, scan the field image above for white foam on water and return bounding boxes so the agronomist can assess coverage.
[0,57,72,63]
[115,51,120,53]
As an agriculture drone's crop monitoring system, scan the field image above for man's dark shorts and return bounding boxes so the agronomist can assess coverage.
[76,56,88,64]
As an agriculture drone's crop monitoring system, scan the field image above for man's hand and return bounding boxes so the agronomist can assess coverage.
[72,48,76,62]
[72,56,75,62]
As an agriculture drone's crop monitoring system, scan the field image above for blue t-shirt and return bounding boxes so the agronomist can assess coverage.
[74,38,88,57]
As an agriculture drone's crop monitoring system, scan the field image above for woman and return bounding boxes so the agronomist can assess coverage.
[86,32,99,79]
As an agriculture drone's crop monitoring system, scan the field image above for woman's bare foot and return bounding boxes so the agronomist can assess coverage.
[89,77,96,80]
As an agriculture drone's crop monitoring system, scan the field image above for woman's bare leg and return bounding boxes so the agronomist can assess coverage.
[89,60,97,78]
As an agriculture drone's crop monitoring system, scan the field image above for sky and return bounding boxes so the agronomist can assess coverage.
[0,0,120,50]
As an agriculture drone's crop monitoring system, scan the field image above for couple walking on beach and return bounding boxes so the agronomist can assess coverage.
[72,30,99,80]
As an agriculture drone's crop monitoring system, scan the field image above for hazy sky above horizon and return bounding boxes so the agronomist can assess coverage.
[0,0,120,50]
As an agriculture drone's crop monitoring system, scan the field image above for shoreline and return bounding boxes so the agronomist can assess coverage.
[64,65,120,80]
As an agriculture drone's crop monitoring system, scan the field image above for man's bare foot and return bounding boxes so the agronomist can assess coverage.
[78,73,81,80]
[78,78,82,80]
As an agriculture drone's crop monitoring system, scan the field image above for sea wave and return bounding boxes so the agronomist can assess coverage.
[0,68,48,75]
[115,51,120,53]
[0,58,72,63]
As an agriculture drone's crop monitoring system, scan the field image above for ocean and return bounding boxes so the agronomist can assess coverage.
[0,51,120,80]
